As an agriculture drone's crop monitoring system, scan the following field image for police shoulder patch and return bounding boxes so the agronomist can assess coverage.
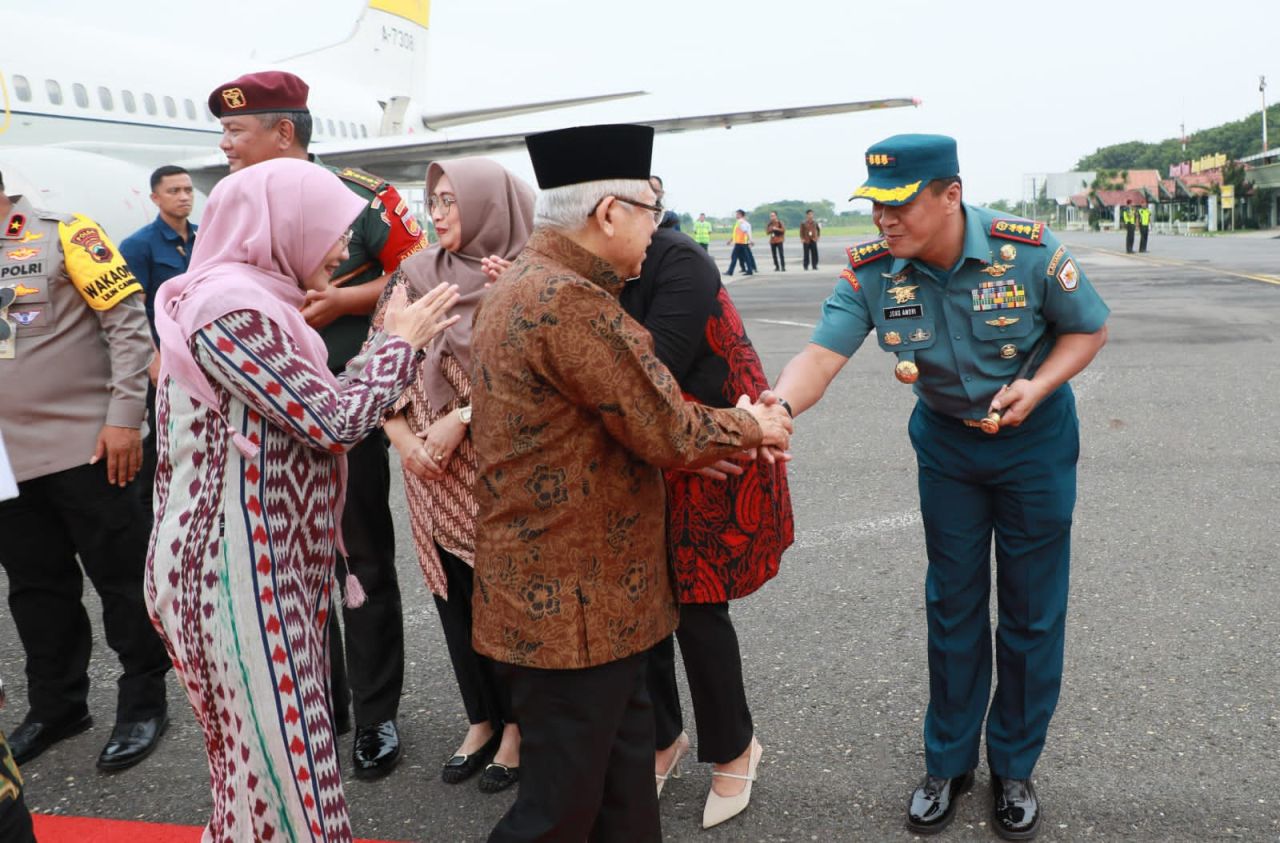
[336,167,386,195]
[990,218,1046,246]
[846,238,891,268]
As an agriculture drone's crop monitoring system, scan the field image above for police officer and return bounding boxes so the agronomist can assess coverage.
[693,213,713,250]
[0,171,171,771]
[1138,203,1151,253]
[207,70,427,779]
[768,135,1109,840]
[1122,200,1136,253]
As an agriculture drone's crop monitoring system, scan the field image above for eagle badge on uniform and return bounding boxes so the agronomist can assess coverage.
[1057,259,1080,292]
[5,248,39,261]
[981,262,1013,277]
[986,316,1020,328]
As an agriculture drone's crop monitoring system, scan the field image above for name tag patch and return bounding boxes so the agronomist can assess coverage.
[971,280,1027,312]
[884,304,923,320]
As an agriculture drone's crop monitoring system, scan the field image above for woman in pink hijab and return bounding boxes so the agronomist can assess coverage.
[146,159,458,842]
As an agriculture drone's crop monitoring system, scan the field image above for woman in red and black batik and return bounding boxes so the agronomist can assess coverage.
[621,224,794,831]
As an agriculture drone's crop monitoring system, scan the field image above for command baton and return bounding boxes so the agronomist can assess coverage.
[979,333,1052,434]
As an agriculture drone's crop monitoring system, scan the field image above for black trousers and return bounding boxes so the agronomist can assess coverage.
[648,602,753,764]
[434,546,512,727]
[1139,225,1149,252]
[803,241,819,269]
[329,434,404,727]
[490,652,661,843]
[770,242,785,270]
[0,463,169,723]
[0,732,35,843]
[1125,224,1135,252]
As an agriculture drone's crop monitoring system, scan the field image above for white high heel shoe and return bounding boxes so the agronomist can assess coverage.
[702,737,762,829]
[656,731,690,797]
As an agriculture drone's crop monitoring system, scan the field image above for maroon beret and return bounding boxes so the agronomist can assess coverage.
[208,71,310,118]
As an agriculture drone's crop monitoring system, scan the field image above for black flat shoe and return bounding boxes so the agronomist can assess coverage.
[441,729,500,784]
[992,775,1040,840]
[9,712,94,765]
[478,761,519,793]
[97,712,168,771]
[906,770,973,834]
[352,720,401,780]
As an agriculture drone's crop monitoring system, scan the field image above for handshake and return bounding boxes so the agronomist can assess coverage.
[698,391,795,481]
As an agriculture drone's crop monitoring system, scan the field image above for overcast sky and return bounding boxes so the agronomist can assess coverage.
[40,0,1280,216]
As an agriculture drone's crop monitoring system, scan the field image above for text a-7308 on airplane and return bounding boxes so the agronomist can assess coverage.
[0,0,918,238]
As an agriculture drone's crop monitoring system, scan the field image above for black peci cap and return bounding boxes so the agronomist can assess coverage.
[525,124,654,190]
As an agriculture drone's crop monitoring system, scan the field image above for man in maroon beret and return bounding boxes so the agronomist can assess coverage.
[208,69,426,781]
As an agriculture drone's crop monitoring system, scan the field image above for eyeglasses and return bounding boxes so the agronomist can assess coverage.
[428,193,458,214]
[588,195,664,225]
[338,229,354,247]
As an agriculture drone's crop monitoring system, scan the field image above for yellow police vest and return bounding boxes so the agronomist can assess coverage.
[1139,208,1150,226]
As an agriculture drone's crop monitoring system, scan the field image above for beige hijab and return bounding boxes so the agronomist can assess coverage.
[399,157,535,407]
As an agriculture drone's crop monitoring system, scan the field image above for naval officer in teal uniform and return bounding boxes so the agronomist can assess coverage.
[769,134,1108,840]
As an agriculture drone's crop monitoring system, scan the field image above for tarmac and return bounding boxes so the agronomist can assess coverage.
[2,229,1278,842]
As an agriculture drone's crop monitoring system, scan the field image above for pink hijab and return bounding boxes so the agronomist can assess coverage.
[154,158,366,462]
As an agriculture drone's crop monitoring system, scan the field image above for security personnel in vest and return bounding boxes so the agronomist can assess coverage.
[0,171,172,772]
[1121,200,1136,253]
[693,213,713,250]
[208,70,426,779]
[1138,204,1151,252]
[768,135,1109,840]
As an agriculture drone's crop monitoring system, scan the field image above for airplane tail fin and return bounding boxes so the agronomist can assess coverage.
[274,0,429,134]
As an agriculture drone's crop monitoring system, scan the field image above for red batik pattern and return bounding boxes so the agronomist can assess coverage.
[665,288,794,603]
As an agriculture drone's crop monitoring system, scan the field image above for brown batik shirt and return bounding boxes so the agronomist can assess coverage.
[469,228,764,670]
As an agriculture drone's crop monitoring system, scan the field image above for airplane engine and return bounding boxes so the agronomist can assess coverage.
[0,147,207,241]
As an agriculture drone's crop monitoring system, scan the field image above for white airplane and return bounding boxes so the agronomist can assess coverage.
[0,0,918,238]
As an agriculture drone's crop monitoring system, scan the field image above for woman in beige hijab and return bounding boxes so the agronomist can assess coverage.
[376,157,535,793]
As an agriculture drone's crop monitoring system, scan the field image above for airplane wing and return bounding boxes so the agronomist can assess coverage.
[181,96,920,186]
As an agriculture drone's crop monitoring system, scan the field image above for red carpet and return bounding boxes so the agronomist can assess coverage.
[32,813,406,842]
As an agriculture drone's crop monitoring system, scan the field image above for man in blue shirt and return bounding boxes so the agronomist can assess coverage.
[120,165,197,513]
[769,135,1108,840]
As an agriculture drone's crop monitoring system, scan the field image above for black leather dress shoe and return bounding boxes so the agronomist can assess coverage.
[9,712,94,765]
[906,770,974,834]
[992,775,1040,840]
[97,713,168,771]
[352,720,401,780]
[441,729,500,784]
[478,762,519,794]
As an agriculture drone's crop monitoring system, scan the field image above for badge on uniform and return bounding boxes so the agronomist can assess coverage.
[887,285,918,304]
[1000,343,1018,359]
[909,328,931,343]
[4,215,25,239]
[883,331,902,346]
[999,244,1017,261]
[985,316,1020,328]
[1057,259,1080,292]
[971,280,1027,312]
[980,262,1012,277]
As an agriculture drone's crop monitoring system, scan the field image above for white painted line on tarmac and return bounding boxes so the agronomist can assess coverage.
[755,319,816,329]
[792,511,922,550]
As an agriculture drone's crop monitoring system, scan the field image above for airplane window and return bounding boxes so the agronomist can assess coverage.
[122,90,137,113]
[205,107,216,123]
[184,99,197,120]
[327,119,336,136]
[73,83,89,108]
[314,118,324,136]
[163,96,177,118]
[12,75,31,102]
[45,79,63,105]
[360,124,368,138]
[349,122,357,138]
[340,122,348,138]
[98,87,114,111]
[144,93,157,116]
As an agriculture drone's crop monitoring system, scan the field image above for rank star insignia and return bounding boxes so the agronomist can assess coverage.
[999,244,1017,261]
[883,331,902,346]
[5,215,25,238]
[981,262,1013,277]
[221,87,247,109]
[985,316,1021,328]
[888,285,918,304]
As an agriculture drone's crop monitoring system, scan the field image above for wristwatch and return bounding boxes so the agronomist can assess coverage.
[776,397,794,418]
[457,405,472,424]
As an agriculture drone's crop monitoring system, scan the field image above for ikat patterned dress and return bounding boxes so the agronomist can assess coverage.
[145,310,415,843]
